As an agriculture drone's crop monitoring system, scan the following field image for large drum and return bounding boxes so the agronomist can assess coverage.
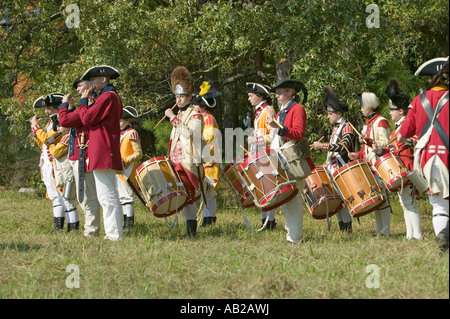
[135,157,188,218]
[332,159,386,218]
[239,149,298,212]
[303,166,344,220]
[222,156,255,208]
[374,153,410,192]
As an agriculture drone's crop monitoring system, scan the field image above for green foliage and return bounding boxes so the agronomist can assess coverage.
[0,0,448,186]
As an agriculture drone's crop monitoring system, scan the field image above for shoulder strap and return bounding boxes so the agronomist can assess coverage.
[420,91,449,150]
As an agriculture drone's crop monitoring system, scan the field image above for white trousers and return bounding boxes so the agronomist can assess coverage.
[202,184,217,218]
[181,202,198,221]
[117,176,134,217]
[399,185,422,240]
[335,207,352,223]
[374,176,391,236]
[89,170,123,241]
[69,160,101,230]
[41,162,65,218]
[280,179,305,243]
[429,195,449,236]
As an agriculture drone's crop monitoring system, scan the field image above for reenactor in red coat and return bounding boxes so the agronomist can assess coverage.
[76,65,124,241]
[398,57,449,252]
[267,79,315,243]
[374,78,422,240]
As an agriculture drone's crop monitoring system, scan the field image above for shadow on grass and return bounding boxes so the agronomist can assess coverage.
[0,241,42,252]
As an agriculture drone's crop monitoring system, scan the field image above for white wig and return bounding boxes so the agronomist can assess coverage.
[359,92,380,110]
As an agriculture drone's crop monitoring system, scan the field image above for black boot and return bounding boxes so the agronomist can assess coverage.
[267,219,276,230]
[338,221,344,231]
[53,217,64,231]
[343,221,352,233]
[67,221,79,232]
[210,216,217,225]
[436,221,449,253]
[184,220,197,237]
[125,216,134,229]
[201,216,211,227]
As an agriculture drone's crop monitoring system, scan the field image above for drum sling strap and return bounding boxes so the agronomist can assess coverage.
[420,91,449,151]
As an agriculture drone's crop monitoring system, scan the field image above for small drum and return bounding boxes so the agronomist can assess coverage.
[374,153,409,192]
[222,156,255,208]
[239,149,298,212]
[303,166,344,220]
[136,157,188,218]
[406,170,429,193]
[333,159,386,218]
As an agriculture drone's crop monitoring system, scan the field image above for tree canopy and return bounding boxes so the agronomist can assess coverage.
[0,0,448,186]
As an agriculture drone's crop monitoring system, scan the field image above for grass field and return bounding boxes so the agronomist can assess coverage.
[0,188,448,300]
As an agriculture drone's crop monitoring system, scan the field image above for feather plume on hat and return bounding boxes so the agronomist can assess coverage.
[384,78,410,110]
[171,66,194,95]
[323,86,348,113]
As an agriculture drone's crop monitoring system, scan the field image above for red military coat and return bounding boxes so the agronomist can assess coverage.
[400,85,449,171]
[78,85,123,172]
[58,105,89,162]
[383,118,416,171]
[276,100,315,170]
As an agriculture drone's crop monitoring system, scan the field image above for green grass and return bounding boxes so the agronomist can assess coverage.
[0,189,448,299]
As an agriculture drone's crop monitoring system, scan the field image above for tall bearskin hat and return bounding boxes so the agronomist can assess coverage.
[192,81,221,108]
[384,78,410,110]
[323,86,348,113]
[171,66,194,96]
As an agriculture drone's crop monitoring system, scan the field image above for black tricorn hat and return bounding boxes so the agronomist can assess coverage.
[72,76,82,89]
[80,65,120,81]
[385,78,410,110]
[121,106,139,119]
[192,81,221,108]
[323,86,348,113]
[33,96,46,109]
[272,79,308,104]
[414,57,448,76]
[44,93,64,107]
[246,82,271,96]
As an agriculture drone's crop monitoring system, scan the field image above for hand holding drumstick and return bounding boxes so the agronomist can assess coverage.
[310,136,324,150]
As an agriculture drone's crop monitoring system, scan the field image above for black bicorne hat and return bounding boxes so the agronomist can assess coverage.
[122,106,139,119]
[323,86,348,113]
[192,81,221,108]
[271,79,308,104]
[80,65,120,81]
[414,57,448,76]
[246,82,271,96]
[384,78,410,110]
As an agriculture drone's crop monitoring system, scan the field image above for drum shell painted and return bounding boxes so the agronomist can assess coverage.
[239,150,298,211]
[333,159,385,218]
[303,166,344,220]
[374,153,409,192]
[222,156,255,208]
[136,157,188,218]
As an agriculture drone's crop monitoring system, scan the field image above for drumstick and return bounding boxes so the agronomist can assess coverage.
[310,136,324,150]
[335,134,351,154]
[239,145,249,154]
[347,121,369,146]
[347,121,362,137]
[153,102,178,129]
[272,118,284,129]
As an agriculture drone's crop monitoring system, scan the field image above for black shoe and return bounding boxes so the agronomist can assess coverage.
[267,219,276,230]
[210,216,217,225]
[123,216,135,229]
[338,221,344,231]
[201,216,212,227]
[67,221,79,232]
[53,217,64,231]
[342,221,352,233]
[436,232,449,253]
